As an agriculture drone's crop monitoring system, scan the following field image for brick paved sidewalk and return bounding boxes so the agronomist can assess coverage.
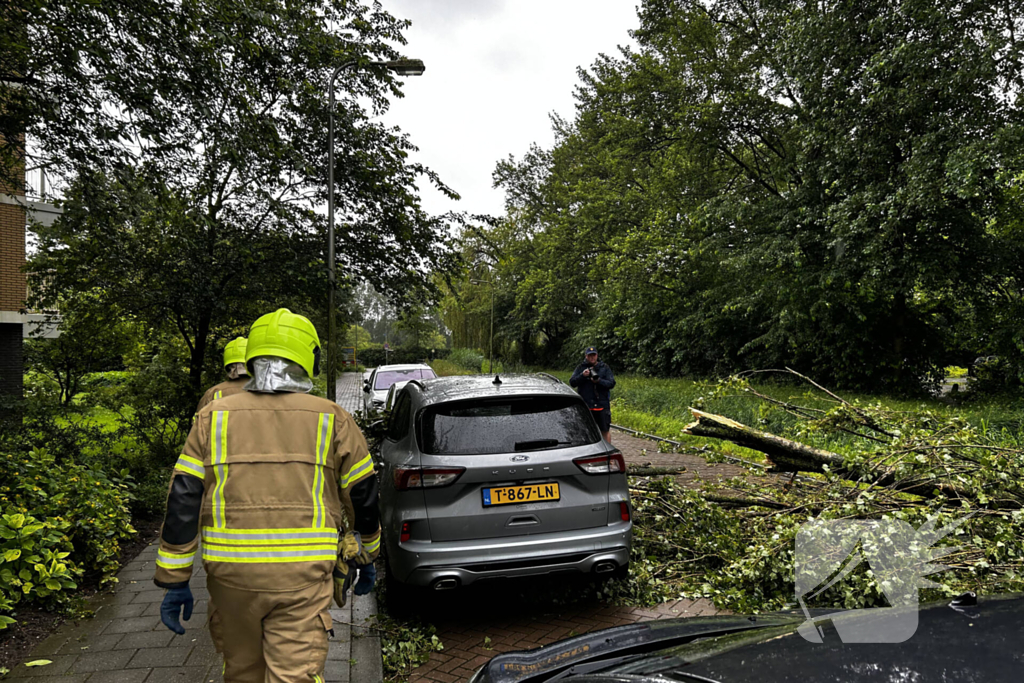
[4,373,381,683]
[4,543,381,683]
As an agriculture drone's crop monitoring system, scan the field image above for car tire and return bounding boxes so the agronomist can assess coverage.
[383,554,419,617]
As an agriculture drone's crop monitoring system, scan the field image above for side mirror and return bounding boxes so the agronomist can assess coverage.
[363,382,371,393]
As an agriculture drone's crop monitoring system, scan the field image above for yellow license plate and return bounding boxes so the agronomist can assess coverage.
[483,483,560,506]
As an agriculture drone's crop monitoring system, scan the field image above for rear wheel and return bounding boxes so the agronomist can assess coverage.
[383,554,419,617]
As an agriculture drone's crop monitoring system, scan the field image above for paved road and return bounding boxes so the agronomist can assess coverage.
[404,431,745,683]
[6,374,382,683]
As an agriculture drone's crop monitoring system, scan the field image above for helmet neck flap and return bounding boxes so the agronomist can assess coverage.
[245,356,313,394]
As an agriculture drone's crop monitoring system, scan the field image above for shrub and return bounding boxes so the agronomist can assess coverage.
[0,511,79,623]
[0,447,135,589]
[446,348,484,372]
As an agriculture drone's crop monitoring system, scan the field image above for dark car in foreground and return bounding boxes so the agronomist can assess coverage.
[470,593,1023,682]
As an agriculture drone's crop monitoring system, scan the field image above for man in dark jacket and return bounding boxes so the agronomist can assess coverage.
[570,346,616,442]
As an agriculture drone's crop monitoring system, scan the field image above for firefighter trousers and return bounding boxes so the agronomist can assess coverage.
[207,576,333,683]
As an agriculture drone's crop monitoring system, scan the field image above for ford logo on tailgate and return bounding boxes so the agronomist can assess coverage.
[510,455,530,462]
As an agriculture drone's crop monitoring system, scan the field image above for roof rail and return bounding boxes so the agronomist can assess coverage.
[535,372,563,384]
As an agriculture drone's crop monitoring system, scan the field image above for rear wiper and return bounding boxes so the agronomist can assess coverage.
[514,439,572,451]
[546,653,645,680]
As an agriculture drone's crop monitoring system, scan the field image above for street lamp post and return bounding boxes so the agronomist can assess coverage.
[326,58,425,402]
[470,277,494,374]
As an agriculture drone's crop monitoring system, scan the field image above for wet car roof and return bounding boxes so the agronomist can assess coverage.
[409,374,574,405]
[475,593,1024,683]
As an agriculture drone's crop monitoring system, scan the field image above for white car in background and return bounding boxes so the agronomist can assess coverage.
[363,364,435,414]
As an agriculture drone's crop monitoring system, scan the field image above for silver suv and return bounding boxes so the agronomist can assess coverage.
[379,374,632,595]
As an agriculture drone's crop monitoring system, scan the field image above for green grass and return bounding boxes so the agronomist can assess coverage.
[542,370,1024,455]
[430,359,477,377]
[425,364,1024,455]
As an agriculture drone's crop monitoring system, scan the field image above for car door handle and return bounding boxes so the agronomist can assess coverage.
[506,515,540,527]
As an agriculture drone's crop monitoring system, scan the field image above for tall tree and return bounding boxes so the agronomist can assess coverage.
[492,0,1024,389]
[29,0,457,395]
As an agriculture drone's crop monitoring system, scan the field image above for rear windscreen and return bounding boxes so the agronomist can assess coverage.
[419,396,601,455]
[374,368,436,390]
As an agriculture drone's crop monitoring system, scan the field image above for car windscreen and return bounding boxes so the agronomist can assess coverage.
[374,368,435,390]
[419,396,600,455]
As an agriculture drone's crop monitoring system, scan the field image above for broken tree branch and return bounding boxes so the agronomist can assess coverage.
[683,408,981,505]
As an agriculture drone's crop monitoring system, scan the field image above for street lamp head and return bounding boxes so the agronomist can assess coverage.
[380,58,426,76]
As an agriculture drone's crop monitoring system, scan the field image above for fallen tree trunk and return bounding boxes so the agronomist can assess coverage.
[683,408,975,503]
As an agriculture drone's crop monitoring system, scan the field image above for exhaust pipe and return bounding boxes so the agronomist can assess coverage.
[431,577,459,591]
[593,561,617,575]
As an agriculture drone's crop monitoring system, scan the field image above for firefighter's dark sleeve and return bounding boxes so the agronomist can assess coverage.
[153,417,207,588]
[336,412,381,561]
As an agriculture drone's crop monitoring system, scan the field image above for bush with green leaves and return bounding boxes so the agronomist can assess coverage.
[445,348,485,373]
[0,511,79,627]
[0,447,135,590]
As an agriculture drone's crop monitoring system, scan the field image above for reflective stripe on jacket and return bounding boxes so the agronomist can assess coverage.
[195,377,250,414]
[155,391,381,592]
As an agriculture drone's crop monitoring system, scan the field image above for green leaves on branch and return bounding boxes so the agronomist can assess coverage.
[483,0,1024,389]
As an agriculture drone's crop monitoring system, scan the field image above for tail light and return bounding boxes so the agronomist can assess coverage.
[393,467,465,490]
[620,501,630,522]
[573,451,625,475]
[399,521,411,543]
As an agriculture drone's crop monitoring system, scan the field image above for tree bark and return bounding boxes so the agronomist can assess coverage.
[683,409,976,503]
[189,312,211,398]
[683,409,845,472]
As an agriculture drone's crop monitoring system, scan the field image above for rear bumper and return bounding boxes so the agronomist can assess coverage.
[388,522,632,587]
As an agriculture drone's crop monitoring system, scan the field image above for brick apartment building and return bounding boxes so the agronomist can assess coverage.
[1,148,61,402]
[0,158,27,401]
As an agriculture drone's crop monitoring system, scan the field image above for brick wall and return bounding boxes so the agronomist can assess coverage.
[0,159,26,313]
[0,136,26,401]
[0,323,23,400]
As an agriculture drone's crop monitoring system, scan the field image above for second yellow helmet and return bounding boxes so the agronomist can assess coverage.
[222,337,247,368]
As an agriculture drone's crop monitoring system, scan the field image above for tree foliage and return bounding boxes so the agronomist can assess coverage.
[473,0,1024,390]
[26,0,457,398]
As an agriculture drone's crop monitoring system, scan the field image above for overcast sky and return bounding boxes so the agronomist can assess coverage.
[378,0,639,218]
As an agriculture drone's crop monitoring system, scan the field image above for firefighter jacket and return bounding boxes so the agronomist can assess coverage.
[569,361,616,410]
[195,377,250,414]
[154,391,381,592]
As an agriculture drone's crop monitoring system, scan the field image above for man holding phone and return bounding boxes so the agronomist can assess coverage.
[570,346,616,443]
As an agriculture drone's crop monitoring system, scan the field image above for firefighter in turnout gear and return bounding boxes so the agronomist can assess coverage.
[154,310,381,682]
[195,337,250,413]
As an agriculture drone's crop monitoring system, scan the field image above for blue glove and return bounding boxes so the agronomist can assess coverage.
[160,586,194,635]
[353,563,377,596]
